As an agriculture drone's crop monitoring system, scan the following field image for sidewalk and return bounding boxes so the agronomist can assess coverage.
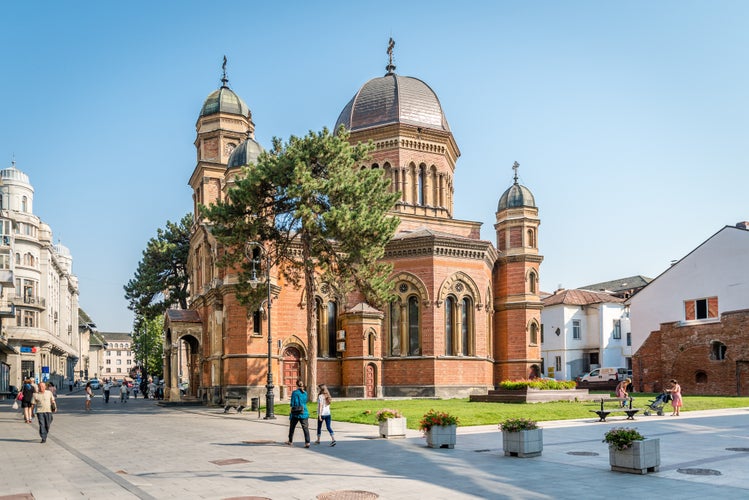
[1,392,748,499]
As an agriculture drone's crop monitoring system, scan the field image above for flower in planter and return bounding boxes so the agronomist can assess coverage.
[375,408,403,422]
[603,427,645,451]
[419,409,458,431]
[499,417,539,432]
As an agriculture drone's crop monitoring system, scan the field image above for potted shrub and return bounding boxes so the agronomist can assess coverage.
[603,427,660,474]
[376,408,406,439]
[419,409,458,449]
[499,417,543,457]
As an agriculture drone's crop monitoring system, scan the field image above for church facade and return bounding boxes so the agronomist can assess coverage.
[164,55,543,404]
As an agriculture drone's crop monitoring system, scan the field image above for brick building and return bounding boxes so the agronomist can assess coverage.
[165,55,543,404]
[630,223,749,395]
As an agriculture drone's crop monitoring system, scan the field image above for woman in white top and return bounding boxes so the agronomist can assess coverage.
[315,384,336,446]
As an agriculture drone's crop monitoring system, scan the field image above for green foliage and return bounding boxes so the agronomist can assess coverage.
[201,127,400,393]
[603,427,645,450]
[499,379,578,390]
[499,417,539,432]
[131,316,164,379]
[419,409,459,431]
[375,408,404,422]
[124,213,193,320]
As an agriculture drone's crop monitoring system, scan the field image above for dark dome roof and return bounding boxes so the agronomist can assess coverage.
[227,137,264,169]
[498,182,536,211]
[335,74,450,133]
[200,86,250,118]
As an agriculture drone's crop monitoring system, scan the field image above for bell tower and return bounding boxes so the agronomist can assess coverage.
[493,162,543,381]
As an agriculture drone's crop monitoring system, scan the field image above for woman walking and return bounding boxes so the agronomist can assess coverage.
[286,380,311,448]
[32,382,56,443]
[84,381,93,412]
[668,379,682,416]
[21,378,36,423]
[315,384,336,446]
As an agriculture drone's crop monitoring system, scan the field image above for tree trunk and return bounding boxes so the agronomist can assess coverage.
[302,232,318,401]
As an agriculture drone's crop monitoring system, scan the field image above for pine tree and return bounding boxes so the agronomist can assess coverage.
[202,127,400,395]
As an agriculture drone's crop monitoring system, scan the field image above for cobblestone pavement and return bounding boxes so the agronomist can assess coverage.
[1,391,748,499]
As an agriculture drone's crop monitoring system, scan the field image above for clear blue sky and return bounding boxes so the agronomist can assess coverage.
[2,1,747,332]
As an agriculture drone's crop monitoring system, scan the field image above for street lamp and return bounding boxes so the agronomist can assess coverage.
[245,241,276,419]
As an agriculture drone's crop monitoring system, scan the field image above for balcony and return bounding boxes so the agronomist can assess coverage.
[11,295,46,310]
[0,299,14,318]
[0,270,12,286]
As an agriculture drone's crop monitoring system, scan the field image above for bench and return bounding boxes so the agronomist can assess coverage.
[223,391,245,413]
[590,397,640,422]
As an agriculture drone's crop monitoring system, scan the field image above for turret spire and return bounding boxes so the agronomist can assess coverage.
[512,161,519,184]
[221,55,229,87]
[386,38,396,75]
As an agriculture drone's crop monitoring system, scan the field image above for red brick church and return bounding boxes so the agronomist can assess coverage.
[164,51,543,404]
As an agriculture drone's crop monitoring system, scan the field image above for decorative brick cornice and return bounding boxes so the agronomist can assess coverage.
[385,235,494,262]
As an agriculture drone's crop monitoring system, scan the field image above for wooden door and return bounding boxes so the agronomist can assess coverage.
[283,347,301,398]
[365,363,376,398]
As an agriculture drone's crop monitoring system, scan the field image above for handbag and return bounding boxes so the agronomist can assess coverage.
[290,405,304,415]
[12,400,18,410]
[17,392,23,401]
[51,400,57,412]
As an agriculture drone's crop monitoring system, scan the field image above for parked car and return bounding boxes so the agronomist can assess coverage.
[89,378,101,390]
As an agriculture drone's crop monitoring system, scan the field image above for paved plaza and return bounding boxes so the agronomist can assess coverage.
[1,390,749,499]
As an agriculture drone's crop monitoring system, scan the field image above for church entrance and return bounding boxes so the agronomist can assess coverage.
[283,346,302,399]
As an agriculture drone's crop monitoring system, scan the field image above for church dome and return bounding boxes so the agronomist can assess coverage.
[335,73,450,133]
[498,164,536,210]
[200,86,250,118]
[227,137,264,169]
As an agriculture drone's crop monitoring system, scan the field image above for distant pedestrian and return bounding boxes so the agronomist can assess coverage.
[132,383,139,399]
[668,379,682,416]
[315,384,336,446]
[21,378,36,423]
[103,379,112,403]
[32,382,56,443]
[148,379,156,399]
[68,378,73,392]
[120,383,129,403]
[85,382,93,412]
[615,378,631,407]
[47,381,57,397]
[286,380,311,448]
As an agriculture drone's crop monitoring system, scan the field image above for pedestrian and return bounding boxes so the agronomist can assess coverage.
[148,379,156,399]
[615,378,631,407]
[286,380,311,448]
[668,379,682,416]
[84,381,93,412]
[47,381,57,397]
[103,379,112,403]
[315,384,336,446]
[120,382,129,403]
[132,383,139,399]
[32,382,56,443]
[68,377,73,392]
[21,377,36,423]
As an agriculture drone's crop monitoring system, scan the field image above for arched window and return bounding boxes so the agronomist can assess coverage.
[710,340,727,361]
[530,322,539,345]
[388,280,423,357]
[417,165,425,205]
[528,271,537,294]
[527,228,535,248]
[328,301,338,357]
[461,297,472,355]
[408,296,420,355]
[695,371,708,383]
[21,196,27,212]
[252,309,262,336]
[445,296,454,355]
[316,298,325,355]
[367,331,375,357]
[14,253,20,265]
[389,301,401,355]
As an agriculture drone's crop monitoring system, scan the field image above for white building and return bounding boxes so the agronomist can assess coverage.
[628,223,749,354]
[0,161,80,390]
[99,332,135,381]
[541,289,629,380]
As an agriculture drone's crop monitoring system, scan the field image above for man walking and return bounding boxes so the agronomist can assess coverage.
[103,379,112,403]
[32,382,56,443]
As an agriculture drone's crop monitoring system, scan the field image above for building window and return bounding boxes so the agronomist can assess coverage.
[710,340,727,361]
[528,271,537,294]
[367,332,375,357]
[0,249,9,269]
[529,322,538,345]
[106,368,111,373]
[116,359,121,365]
[626,332,631,346]
[408,296,420,355]
[327,301,338,357]
[21,196,27,212]
[685,297,718,320]
[252,310,262,335]
[461,297,472,355]
[527,228,535,248]
[389,301,401,355]
[540,324,544,344]
[572,320,581,340]
[696,371,708,384]
[555,356,562,371]
[388,281,422,357]
[445,296,454,355]
[106,359,111,365]
[417,165,425,205]
[613,319,622,339]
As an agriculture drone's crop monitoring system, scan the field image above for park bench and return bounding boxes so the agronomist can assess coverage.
[223,391,245,413]
[590,397,640,422]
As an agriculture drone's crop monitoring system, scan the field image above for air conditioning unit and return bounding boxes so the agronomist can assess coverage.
[336,330,346,340]
[337,341,346,352]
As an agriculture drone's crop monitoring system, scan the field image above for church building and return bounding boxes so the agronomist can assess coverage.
[164,49,543,404]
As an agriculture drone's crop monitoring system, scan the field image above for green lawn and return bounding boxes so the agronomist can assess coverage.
[273,393,749,429]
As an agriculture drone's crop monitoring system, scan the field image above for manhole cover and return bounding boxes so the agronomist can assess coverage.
[677,468,722,476]
[567,451,599,456]
[726,447,749,452]
[474,449,491,453]
[211,458,251,466]
[316,491,379,500]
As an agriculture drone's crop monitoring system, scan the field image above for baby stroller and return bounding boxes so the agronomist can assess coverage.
[643,391,671,416]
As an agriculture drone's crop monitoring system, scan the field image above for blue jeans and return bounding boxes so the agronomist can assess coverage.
[317,415,334,438]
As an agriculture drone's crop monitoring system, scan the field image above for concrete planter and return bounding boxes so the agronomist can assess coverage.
[425,424,456,449]
[379,417,407,439]
[502,428,543,457]
[609,438,660,474]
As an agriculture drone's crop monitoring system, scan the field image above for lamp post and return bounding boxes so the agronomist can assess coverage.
[246,241,276,419]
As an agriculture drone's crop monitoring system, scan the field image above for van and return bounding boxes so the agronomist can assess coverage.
[579,367,628,384]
